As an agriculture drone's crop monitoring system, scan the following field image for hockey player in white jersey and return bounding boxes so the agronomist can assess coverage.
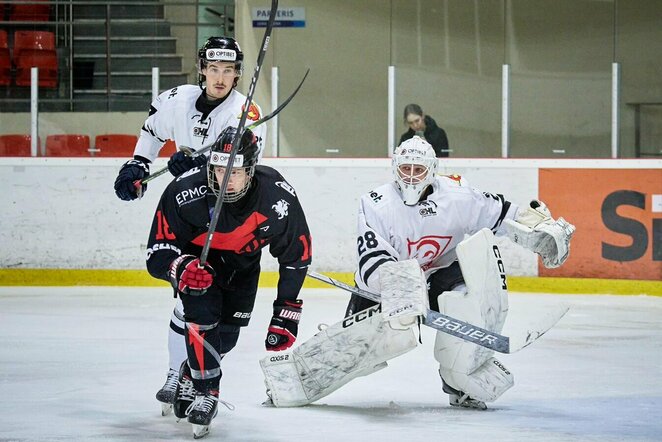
[114,36,265,201]
[113,36,266,417]
[261,135,574,409]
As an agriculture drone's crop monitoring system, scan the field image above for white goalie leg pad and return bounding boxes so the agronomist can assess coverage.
[379,259,429,329]
[441,357,514,403]
[260,305,418,407]
[434,228,512,402]
[504,200,576,268]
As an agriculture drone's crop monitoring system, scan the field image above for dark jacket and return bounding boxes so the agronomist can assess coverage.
[399,115,449,157]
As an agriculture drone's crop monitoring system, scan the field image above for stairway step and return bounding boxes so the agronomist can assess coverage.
[74,36,177,54]
[73,3,164,19]
[72,54,183,72]
[73,20,172,37]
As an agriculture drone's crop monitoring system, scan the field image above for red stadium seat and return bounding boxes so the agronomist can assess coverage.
[13,31,58,88]
[160,139,177,157]
[45,134,90,157]
[9,0,51,21]
[0,134,39,156]
[0,30,10,86]
[94,134,138,157]
[13,31,55,60]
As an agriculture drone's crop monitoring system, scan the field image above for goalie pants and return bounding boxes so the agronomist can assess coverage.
[344,260,464,316]
[177,264,260,392]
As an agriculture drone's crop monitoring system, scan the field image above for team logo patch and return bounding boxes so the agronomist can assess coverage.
[446,174,463,184]
[407,235,452,271]
[272,199,290,219]
[239,103,261,121]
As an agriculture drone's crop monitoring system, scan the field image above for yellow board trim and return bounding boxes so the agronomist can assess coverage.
[0,269,660,296]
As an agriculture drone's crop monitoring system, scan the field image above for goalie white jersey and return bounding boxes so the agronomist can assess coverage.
[133,85,265,162]
[355,174,519,292]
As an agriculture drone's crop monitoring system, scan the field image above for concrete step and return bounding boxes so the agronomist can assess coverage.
[73,19,172,37]
[72,3,164,19]
[83,72,189,90]
[71,93,153,111]
[72,54,183,72]
[73,36,177,55]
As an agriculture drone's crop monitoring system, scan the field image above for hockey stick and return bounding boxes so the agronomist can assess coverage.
[306,270,568,354]
[198,0,279,265]
[137,68,310,188]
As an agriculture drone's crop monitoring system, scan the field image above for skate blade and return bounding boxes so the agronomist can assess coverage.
[192,424,210,439]
[160,403,173,416]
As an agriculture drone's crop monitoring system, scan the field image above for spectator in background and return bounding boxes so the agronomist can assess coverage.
[399,103,450,157]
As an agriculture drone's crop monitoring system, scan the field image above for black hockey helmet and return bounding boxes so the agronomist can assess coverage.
[208,126,260,202]
[197,36,243,88]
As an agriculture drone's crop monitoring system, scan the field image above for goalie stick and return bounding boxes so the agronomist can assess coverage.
[306,270,568,354]
[135,68,310,189]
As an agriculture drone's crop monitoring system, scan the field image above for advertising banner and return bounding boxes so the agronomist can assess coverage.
[539,168,662,280]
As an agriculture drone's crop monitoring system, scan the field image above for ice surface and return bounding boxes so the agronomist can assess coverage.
[0,287,660,441]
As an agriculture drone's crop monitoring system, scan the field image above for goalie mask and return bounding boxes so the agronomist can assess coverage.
[198,36,243,88]
[392,136,438,205]
[208,127,260,202]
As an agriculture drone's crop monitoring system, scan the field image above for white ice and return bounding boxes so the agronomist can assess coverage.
[0,287,661,441]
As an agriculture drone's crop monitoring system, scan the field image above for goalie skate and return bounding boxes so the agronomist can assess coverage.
[443,380,487,410]
[155,369,179,416]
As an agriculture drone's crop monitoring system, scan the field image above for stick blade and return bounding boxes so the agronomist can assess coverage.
[506,304,569,353]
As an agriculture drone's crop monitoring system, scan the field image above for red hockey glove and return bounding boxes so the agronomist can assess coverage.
[169,255,215,296]
[265,299,303,351]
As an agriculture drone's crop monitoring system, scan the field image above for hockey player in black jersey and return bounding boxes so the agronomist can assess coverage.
[146,126,312,437]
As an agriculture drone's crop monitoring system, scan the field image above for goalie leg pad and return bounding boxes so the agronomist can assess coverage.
[440,357,514,402]
[434,229,511,400]
[260,305,418,407]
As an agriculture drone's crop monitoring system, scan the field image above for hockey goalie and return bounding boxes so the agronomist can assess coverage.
[261,136,575,409]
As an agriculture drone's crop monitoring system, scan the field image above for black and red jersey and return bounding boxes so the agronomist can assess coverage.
[146,165,312,302]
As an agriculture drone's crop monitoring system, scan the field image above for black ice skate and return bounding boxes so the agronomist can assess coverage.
[173,362,196,420]
[186,389,219,439]
[442,378,487,410]
[155,368,179,416]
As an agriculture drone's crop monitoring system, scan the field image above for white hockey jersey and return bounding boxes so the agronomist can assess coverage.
[354,175,519,292]
[133,85,265,162]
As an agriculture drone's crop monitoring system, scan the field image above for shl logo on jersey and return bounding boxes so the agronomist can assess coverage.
[407,235,452,271]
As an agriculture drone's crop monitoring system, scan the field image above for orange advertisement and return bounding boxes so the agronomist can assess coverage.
[539,168,662,280]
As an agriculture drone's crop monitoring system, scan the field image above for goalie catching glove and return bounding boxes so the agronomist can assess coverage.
[169,254,215,296]
[265,299,303,351]
[504,200,576,268]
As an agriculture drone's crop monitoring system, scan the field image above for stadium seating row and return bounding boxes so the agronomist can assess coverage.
[0,29,58,87]
[0,134,177,157]
[1,0,51,22]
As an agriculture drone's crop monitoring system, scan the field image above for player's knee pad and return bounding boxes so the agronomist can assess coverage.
[260,304,418,407]
[439,357,514,402]
[180,293,221,325]
[219,324,240,355]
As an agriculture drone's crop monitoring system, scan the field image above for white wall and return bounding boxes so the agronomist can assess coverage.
[4,158,648,276]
